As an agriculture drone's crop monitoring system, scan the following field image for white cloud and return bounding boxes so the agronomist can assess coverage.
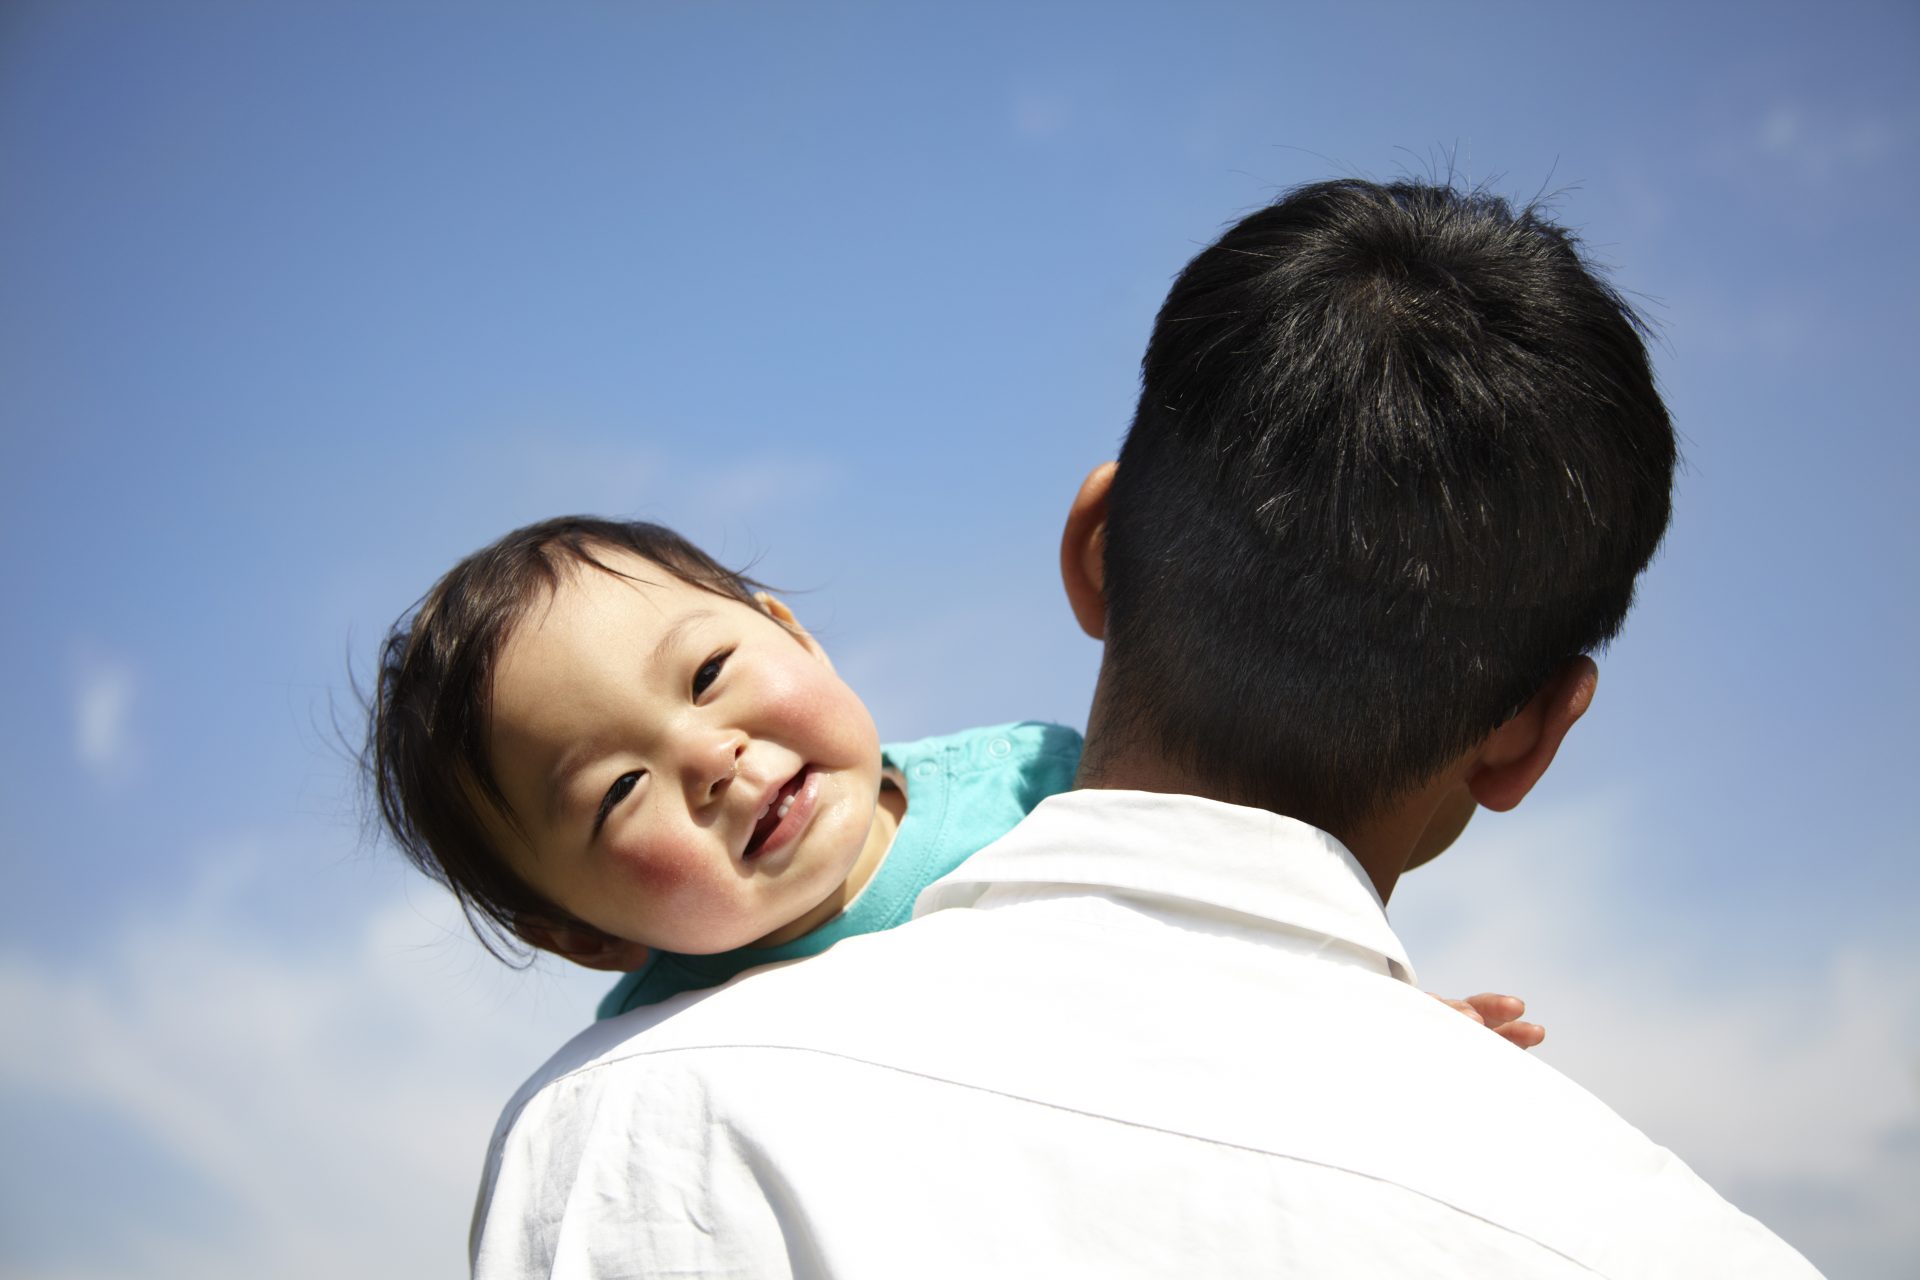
[472,428,666,518]
[1668,286,1811,361]
[4,801,1914,1278]
[1748,99,1902,182]
[74,658,136,780]
[0,863,609,1280]
[1393,794,1920,1279]
[685,455,842,522]
[438,426,843,539]
[1011,91,1071,138]
[1760,103,1801,152]
[1606,161,1673,238]
[831,590,1099,741]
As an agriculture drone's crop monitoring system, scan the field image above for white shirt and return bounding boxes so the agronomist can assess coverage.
[471,790,1820,1279]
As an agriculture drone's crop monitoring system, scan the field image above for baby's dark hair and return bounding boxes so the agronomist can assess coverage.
[1092,178,1676,837]
[365,516,769,960]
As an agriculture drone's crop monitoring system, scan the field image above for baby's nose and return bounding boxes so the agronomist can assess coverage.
[696,735,746,803]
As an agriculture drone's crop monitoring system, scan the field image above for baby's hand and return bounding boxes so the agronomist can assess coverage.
[1430,991,1545,1049]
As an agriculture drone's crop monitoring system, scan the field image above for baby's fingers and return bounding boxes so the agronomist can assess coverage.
[1461,992,1527,1028]
[1432,995,1486,1024]
[1430,992,1546,1049]
[1493,1018,1546,1050]
[1465,993,1544,1050]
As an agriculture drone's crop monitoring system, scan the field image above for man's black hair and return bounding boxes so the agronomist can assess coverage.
[1092,178,1675,836]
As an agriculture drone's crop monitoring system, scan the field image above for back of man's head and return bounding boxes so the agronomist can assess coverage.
[1095,178,1675,836]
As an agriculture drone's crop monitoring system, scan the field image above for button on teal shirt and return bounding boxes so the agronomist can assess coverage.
[595,720,1084,1018]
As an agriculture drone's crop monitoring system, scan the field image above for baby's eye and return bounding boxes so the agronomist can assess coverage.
[692,651,730,698]
[593,771,643,834]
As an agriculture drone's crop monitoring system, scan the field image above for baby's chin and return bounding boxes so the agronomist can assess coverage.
[640,876,848,955]
[744,883,851,950]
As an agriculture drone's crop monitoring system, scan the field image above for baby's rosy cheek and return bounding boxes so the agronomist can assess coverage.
[754,667,822,718]
[610,850,746,948]
[759,670,868,746]
[616,844,705,896]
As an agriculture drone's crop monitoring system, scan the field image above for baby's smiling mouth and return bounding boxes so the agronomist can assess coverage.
[743,767,811,859]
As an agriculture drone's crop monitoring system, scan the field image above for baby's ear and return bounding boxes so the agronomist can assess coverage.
[752,590,799,627]
[753,591,833,667]
[515,919,651,973]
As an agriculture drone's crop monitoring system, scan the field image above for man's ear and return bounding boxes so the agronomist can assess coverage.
[1060,462,1116,640]
[754,591,834,670]
[1465,657,1599,812]
[516,920,652,973]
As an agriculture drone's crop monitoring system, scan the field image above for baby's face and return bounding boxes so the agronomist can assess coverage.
[484,551,886,954]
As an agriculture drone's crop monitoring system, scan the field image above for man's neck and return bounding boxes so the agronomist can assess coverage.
[1074,729,1435,907]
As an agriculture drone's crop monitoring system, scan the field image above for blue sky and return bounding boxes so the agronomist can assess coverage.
[2,2,1915,1276]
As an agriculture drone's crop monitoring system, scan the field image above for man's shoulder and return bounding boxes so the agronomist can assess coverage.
[481,904,1820,1279]
[499,921,960,1104]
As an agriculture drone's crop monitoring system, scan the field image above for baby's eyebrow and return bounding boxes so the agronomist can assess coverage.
[650,608,716,667]
[544,732,616,828]
[541,607,721,828]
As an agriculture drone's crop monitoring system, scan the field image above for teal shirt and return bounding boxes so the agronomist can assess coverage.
[595,721,1083,1018]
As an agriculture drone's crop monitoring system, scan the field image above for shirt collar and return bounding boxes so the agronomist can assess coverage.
[916,789,1417,986]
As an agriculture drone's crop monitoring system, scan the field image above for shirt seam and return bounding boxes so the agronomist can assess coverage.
[524,1042,1614,1277]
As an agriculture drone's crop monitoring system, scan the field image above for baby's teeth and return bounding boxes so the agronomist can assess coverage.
[776,796,793,819]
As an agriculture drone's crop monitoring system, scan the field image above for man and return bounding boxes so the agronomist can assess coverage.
[470,179,1819,1277]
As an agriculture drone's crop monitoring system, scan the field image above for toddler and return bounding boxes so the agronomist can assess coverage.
[368,515,1538,1040]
